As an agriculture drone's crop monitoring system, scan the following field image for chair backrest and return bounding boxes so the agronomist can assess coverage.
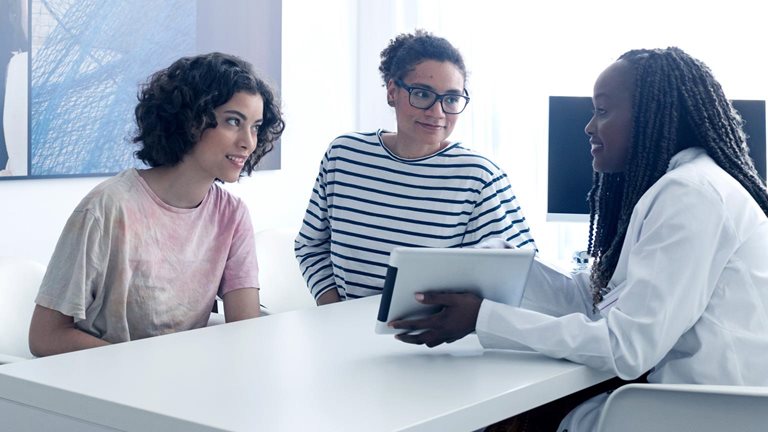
[254,228,316,314]
[0,257,46,363]
[596,383,768,432]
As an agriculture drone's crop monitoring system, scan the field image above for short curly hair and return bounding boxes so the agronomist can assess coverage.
[378,29,467,85]
[132,52,285,176]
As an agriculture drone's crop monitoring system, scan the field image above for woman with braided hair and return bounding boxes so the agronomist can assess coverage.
[390,47,768,431]
[587,47,768,306]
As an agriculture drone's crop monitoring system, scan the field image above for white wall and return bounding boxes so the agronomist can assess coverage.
[2,0,767,268]
[227,0,359,237]
[0,176,96,264]
[354,0,768,266]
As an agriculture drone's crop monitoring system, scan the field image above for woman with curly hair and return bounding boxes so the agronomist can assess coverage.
[391,47,768,431]
[29,52,285,356]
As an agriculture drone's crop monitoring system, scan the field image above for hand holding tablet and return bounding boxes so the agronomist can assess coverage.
[375,246,535,336]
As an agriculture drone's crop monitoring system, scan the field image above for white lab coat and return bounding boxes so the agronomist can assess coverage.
[476,147,768,431]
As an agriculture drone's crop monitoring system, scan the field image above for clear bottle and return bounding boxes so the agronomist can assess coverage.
[572,250,590,273]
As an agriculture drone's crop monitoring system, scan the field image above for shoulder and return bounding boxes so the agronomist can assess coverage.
[437,144,508,178]
[664,152,765,223]
[649,153,734,205]
[634,153,742,226]
[75,170,142,214]
[326,131,383,154]
[320,131,392,170]
[205,183,250,218]
[57,170,141,236]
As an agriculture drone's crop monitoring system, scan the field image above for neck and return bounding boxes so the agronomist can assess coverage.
[137,166,213,209]
[381,132,448,159]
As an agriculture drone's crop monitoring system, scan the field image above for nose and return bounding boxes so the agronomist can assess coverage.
[584,115,596,137]
[240,129,257,152]
[425,99,446,117]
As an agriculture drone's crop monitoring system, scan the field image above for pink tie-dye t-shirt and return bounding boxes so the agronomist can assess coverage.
[36,169,259,343]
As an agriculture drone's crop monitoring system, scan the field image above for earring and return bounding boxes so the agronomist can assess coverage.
[387,99,395,107]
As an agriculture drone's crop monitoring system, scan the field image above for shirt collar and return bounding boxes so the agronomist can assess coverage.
[667,147,706,172]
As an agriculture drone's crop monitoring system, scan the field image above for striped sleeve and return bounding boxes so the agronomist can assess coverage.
[461,167,536,250]
[295,151,338,300]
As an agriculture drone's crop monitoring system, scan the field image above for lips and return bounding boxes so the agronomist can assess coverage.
[590,139,603,153]
[226,155,248,166]
[416,121,444,130]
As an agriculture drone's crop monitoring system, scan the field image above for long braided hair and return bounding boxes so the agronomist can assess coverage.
[587,47,768,307]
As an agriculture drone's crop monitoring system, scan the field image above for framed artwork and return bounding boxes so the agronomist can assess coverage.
[0,0,281,180]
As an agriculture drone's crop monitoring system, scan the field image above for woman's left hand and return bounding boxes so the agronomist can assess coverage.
[388,292,483,347]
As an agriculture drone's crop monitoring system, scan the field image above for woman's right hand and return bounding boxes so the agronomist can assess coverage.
[474,238,514,249]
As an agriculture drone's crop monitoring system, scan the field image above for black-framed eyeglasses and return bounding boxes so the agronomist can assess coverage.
[394,79,470,114]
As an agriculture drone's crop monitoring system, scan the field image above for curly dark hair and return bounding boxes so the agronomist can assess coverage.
[587,47,768,307]
[378,29,467,85]
[132,52,285,176]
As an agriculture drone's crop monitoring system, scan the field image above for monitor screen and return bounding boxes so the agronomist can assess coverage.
[547,96,767,221]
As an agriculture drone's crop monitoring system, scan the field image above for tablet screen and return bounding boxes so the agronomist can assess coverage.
[375,247,535,334]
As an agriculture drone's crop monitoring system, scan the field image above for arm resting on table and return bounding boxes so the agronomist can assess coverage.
[316,288,341,305]
[223,287,261,322]
[28,305,109,357]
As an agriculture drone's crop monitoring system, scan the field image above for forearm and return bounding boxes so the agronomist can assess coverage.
[29,324,109,357]
[520,258,593,317]
[223,288,261,322]
[296,234,339,304]
[29,305,109,357]
[316,288,341,305]
[295,181,335,301]
[476,301,618,373]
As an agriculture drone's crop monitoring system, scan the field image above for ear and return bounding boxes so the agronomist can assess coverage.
[386,79,397,107]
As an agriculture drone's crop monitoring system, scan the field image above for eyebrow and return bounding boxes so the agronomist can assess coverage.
[223,109,246,120]
[223,109,262,124]
[592,93,614,104]
[408,82,464,95]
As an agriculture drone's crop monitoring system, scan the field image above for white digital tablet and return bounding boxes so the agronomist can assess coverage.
[375,246,535,334]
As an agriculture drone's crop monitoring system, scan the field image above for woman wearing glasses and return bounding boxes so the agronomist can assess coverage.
[295,30,536,305]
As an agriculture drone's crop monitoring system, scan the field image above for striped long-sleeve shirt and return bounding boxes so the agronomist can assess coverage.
[295,130,536,301]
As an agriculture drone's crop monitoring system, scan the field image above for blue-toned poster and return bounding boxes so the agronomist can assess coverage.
[1,0,28,176]
[1,0,281,180]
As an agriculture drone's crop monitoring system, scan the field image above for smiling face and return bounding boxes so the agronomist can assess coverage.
[182,91,264,183]
[585,60,635,173]
[386,60,465,150]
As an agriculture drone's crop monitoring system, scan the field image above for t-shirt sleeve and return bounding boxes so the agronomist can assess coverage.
[35,209,105,322]
[218,202,259,297]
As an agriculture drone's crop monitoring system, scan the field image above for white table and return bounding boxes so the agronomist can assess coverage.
[0,296,613,431]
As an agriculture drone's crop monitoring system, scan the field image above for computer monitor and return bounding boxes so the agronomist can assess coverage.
[547,96,766,221]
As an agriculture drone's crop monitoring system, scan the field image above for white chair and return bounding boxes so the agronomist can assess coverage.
[596,383,768,432]
[253,228,316,314]
[0,257,46,364]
